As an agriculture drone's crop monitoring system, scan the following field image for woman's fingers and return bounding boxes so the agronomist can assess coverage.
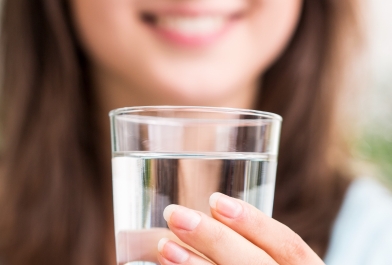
[161,196,325,265]
[163,205,278,265]
[209,193,325,265]
[157,238,213,265]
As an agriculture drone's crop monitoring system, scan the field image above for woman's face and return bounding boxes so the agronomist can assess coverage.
[71,0,302,107]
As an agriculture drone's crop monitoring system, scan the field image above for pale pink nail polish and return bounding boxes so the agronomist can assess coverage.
[158,238,189,263]
[209,192,243,218]
[163,205,201,231]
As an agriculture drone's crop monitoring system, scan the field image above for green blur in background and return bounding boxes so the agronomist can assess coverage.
[356,129,392,185]
[355,0,392,185]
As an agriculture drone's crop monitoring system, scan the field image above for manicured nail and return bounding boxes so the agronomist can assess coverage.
[163,205,179,222]
[209,193,243,218]
[158,238,190,264]
[163,205,201,231]
[158,238,170,252]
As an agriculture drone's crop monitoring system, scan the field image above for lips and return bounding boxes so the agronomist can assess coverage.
[155,16,226,36]
[140,8,244,47]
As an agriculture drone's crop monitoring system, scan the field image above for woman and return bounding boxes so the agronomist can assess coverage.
[1,0,391,264]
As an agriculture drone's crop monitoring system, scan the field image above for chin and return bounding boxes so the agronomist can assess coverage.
[147,75,240,106]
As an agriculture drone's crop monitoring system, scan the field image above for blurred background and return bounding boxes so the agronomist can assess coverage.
[353,0,392,186]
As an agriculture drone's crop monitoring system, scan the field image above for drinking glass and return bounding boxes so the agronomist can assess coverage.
[110,106,282,265]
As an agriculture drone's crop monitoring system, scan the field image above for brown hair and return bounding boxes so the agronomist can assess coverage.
[0,0,360,264]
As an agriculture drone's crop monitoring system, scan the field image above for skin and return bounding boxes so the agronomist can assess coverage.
[71,0,303,112]
[158,194,324,264]
[70,0,325,264]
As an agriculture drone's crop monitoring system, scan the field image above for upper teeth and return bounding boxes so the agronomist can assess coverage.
[157,16,226,36]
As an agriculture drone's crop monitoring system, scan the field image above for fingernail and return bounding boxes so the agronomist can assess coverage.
[163,205,179,222]
[163,205,201,231]
[209,193,243,218]
[158,238,169,252]
[158,238,189,264]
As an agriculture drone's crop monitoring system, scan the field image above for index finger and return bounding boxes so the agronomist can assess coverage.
[209,193,325,265]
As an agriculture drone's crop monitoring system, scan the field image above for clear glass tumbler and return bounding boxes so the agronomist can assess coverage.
[110,106,282,265]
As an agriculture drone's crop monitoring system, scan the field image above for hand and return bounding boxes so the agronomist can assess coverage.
[157,193,325,265]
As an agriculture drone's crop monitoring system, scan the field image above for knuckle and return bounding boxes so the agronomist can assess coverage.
[250,256,275,265]
[246,208,268,234]
[253,258,272,265]
[261,261,277,265]
[248,256,263,265]
[282,232,309,262]
[209,224,227,248]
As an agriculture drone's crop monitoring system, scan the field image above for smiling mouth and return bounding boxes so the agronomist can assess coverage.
[140,11,244,46]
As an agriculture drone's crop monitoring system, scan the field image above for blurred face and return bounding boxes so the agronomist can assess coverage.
[71,0,302,107]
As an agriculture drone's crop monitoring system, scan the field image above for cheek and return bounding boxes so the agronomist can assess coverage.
[70,0,142,74]
[247,0,303,71]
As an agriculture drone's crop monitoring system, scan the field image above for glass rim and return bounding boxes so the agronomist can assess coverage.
[109,106,282,122]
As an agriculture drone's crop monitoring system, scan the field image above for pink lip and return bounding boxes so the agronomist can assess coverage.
[140,6,243,48]
[148,20,233,47]
[139,2,246,17]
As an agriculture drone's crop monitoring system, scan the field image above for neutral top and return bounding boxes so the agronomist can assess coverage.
[324,177,392,265]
